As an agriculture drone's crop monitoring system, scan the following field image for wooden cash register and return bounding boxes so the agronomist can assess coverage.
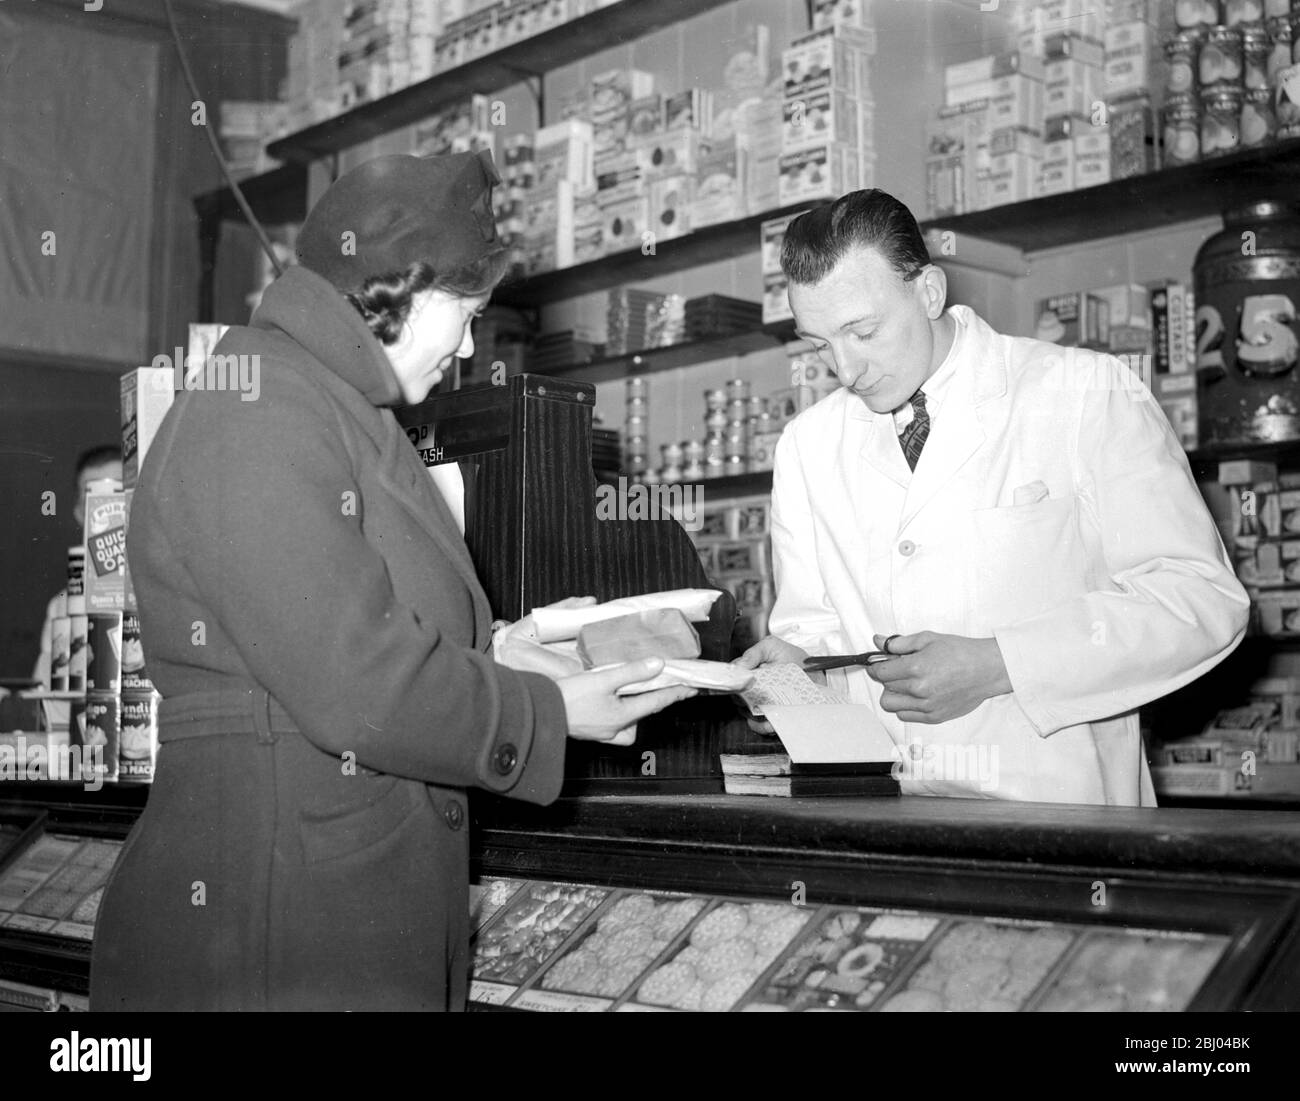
[397,374,750,793]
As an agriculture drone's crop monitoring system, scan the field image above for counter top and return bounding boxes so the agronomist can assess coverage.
[474,793,1300,881]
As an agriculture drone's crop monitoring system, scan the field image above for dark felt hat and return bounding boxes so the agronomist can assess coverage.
[295,149,503,291]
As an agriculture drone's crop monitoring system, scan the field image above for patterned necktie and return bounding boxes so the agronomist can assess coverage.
[898,389,930,471]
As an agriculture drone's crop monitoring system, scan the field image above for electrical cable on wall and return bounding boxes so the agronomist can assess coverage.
[163,0,285,279]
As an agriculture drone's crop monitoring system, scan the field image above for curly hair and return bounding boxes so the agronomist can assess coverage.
[345,249,511,345]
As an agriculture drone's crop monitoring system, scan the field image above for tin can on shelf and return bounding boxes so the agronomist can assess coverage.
[86,611,123,695]
[1277,62,1300,133]
[81,692,119,783]
[725,378,751,403]
[1193,199,1300,446]
[119,690,160,783]
[726,398,748,421]
[625,453,650,475]
[704,435,727,463]
[1163,93,1203,163]
[120,610,152,693]
[1267,16,1293,80]
[1166,29,1205,96]
[625,396,648,417]
[722,456,746,477]
[1176,0,1220,27]
[1224,0,1265,23]
[704,409,728,432]
[747,395,768,418]
[1201,87,1244,154]
[625,376,647,401]
[1241,85,1278,143]
[704,388,727,412]
[682,458,705,481]
[1242,25,1272,89]
[1200,25,1245,87]
[683,439,706,463]
[661,441,684,465]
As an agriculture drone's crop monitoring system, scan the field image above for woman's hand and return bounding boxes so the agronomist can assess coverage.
[732,636,809,669]
[558,658,698,746]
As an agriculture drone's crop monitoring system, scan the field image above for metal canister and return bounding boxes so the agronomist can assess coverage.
[1176,0,1219,28]
[704,408,728,432]
[704,388,727,412]
[704,434,727,463]
[1193,199,1300,445]
[1166,29,1205,96]
[120,610,152,693]
[703,458,726,479]
[625,376,647,401]
[722,456,746,477]
[1267,15,1293,80]
[119,690,160,781]
[661,441,684,465]
[82,692,119,781]
[1242,24,1272,89]
[1241,85,1278,143]
[683,439,706,463]
[1201,86,1244,154]
[725,378,751,403]
[625,453,650,474]
[86,611,123,695]
[724,428,748,460]
[1224,0,1265,23]
[1200,25,1245,87]
[1163,93,1203,164]
[726,398,748,422]
[625,396,648,417]
[682,458,705,481]
[1277,62,1300,133]
[747,395,768,418]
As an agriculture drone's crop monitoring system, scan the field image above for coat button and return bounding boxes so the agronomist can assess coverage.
[898,540,916,556]
[493,743,518,775]
[444,801,464,830]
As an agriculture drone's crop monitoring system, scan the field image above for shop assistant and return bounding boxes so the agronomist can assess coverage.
[737,189,1249,805]
[90,151,695,1011]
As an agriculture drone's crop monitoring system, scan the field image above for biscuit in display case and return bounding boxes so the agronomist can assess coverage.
[741,908,942,1012]
[1029,928,1229,1012]
[874,918,1077,1012]
[512,890,708,1011]
[469,876,527,932]
[468,881,609,1004]
[621,898,811,1012]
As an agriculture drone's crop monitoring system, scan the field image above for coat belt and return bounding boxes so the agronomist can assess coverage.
[158,687,299,744]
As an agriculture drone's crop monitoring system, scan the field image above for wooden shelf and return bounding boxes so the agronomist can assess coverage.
[265,0,737,164]
[1186,438,1300,471]
[680,470,773,500]
[921,138,1300,253]
[193,163,309,227]
[494,203,820,308]
[531,324,795,382]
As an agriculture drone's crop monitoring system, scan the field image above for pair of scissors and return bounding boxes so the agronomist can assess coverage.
[802,650,895,672]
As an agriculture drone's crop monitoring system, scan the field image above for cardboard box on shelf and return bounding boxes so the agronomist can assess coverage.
[763,272,792,326]
[1090,283,1152,331]
[1104,20,1161,100]
[1072,128,1111,188]
[1155,373,1198,449]
[762,212,805,275]
[647,175,694,241]
[1218,460,1278,486]
[777,142,859,206]
[1108,95,1157,178]
[627,94,663,139]
[693,139,746,227]
[83,484,126,613]
[1044,51,1105,118]
[630,127,702,178]
[120,369,174,491]
[945,49,1044,94]
[590,68,655,115]
[593,151,643,204]
[781,88,862,151]
[989,125,1043,158]
[534,118,593,189]
[598,195,649,257]
[984,150,1038,208]
[990,73,1045,133]
[664,88,713,133]
[783,24,874,102]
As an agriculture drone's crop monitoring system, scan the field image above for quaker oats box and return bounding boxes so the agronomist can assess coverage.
[83,483,126,612]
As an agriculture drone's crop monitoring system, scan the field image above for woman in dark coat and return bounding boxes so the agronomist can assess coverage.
[89,150,693,1011]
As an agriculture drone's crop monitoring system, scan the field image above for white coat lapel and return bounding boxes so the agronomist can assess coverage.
[857,402,911,488]
[898,315,1007,533]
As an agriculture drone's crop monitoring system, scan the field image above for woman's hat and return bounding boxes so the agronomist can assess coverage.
[295,148,502,290]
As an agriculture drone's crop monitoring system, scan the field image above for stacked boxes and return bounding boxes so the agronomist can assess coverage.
[760,212,803,326]
[778,23,876,207]
[689,496,775,650]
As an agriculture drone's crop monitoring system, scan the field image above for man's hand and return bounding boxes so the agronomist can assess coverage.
[733,636,809,669]
[867,632,1012,723]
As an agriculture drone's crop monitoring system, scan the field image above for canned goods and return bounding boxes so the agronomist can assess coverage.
[625,415,648,436]
[661,441,684,464]
[1224,0,1265,23]
[1167,30,1204,96]
[704,435,727,463]
[625,396,648,416]
[683,439,706,462]
[1278,62,1300,132]
[1163,93,1203,163]
[625,454,650,474]
[726,398,748,420]
[68,614,88,694]
[703,458,726,478]
[1241,85,1277,143]
[1201,25,1244,87]
[682,459,705,480]
[725,378,751,402]
[704,388,727,411]
[119,690,160,780]
[1202,87,1244,154]
[1268,16,1293,80]
[81,692,119,781]
[86,611,123,694]
[120,610,152,692]
[659,464,682,484]
[625,376,647,400]
[704,409,728,432]
[747,395,768,417]
[50,615,71,693]
[1242,25,1272,89]
[723,456,746,476]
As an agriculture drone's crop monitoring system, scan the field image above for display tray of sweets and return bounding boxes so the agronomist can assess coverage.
[0,832,123,941]
[469,876,528,932]
[467,880,610,1004]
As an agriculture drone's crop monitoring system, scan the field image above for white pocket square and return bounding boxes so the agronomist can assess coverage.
[1013,480,1050,506]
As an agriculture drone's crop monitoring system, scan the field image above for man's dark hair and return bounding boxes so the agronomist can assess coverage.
[76,445,122,475]
[346,252,510,346]
[781,189,932,286]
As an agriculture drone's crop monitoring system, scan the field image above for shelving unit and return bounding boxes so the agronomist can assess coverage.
[264,0,737,164]
[922,138,1300,254]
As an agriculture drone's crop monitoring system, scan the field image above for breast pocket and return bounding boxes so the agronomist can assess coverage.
[968,494,1088,631]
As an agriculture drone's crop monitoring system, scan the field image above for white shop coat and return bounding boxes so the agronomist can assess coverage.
[768,306,1250,805]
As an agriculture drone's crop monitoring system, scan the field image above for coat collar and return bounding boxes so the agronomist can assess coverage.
[855,306,1009,528]
[250,264,404,408]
